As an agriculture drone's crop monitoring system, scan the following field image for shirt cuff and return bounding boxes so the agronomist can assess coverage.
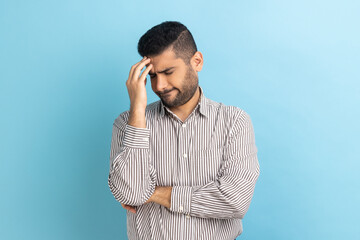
[123,124,150,148]
[170,186,193,215]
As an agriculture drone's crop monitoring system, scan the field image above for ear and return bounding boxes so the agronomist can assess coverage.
[191,51,203,72]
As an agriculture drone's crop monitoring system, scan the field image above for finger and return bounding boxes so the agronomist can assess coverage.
[131,58,151,82]
[121,203,137,213]
[129,56,145,75]
[129,56,149,80]
[132,58,151,81]
[129,207,137,214]
[126,206,136,214]
[139,64,153,83]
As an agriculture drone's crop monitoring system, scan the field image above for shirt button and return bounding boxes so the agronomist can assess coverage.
[179,205,183,212]
[183,153,187,158]
[186,214,190,219]
[182,124,186,128]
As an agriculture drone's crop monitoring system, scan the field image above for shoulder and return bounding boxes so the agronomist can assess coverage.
[206,97,251,125]
[220,104,254,138]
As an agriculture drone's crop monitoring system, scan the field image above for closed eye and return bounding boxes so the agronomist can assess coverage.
[149,72,173,78]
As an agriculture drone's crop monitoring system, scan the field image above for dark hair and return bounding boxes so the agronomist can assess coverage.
[137,21,197,66]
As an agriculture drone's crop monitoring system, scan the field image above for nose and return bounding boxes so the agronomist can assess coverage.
[154,74,169,92]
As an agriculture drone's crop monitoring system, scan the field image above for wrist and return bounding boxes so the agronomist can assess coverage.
[152,186,172,208]
[128,108,146,128]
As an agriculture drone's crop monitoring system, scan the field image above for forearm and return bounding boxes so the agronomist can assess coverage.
[144,174,258,219]
[170,169,258,219]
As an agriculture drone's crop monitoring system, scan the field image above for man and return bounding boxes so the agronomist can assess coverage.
[108,21,260,240]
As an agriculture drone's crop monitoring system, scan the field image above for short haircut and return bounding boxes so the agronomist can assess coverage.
[137,21,198,66]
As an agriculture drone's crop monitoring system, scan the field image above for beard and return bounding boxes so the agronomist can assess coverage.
[160,65,199,108]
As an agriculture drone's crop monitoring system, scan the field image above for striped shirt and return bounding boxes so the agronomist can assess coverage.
[108,85,260,240]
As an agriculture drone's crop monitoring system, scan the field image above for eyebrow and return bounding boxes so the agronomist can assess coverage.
[149,67,175,75]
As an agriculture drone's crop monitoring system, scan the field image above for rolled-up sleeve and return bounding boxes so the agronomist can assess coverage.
[108,112,157,206]
[170,110,260,219]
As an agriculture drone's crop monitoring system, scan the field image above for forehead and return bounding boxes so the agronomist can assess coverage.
[147,48,184,73]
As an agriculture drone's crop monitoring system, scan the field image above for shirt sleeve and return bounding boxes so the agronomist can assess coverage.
[170,110,260,219]
[108,112,157,206]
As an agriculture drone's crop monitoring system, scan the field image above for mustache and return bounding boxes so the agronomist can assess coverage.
[158,89,175,95]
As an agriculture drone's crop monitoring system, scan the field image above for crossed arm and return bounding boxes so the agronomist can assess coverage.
[108,110,260,218]
[120,186,171,213]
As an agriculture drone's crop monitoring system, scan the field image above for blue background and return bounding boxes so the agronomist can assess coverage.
[1,0,359,239]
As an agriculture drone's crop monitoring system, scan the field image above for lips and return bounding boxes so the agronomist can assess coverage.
[161,90,174,96]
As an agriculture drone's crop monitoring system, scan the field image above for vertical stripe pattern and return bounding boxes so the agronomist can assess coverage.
[108,86,260,240]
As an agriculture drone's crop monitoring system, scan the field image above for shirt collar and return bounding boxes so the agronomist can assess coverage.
[158,85,209,119]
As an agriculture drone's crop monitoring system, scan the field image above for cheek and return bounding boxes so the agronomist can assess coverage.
[169,72,182,82]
